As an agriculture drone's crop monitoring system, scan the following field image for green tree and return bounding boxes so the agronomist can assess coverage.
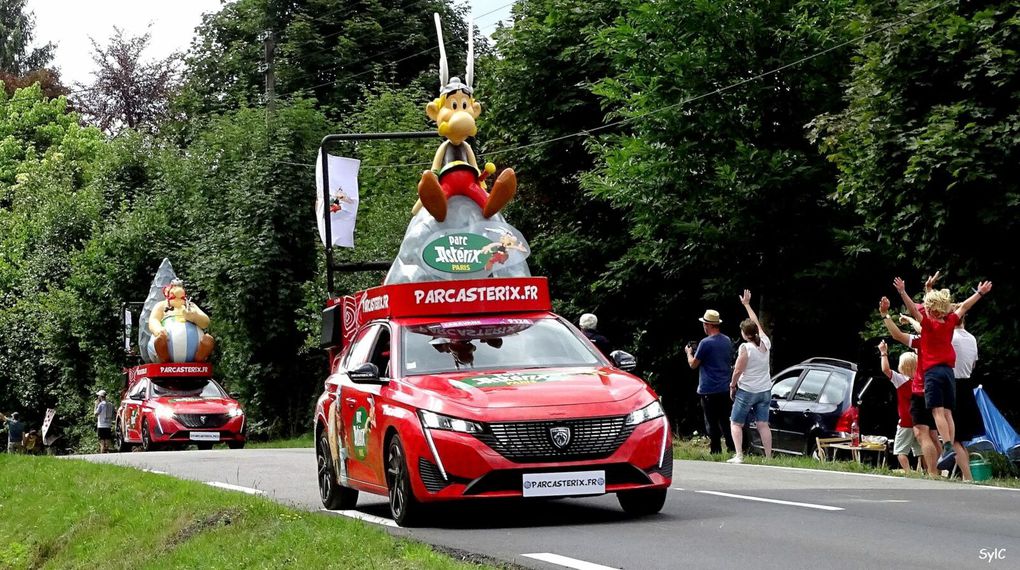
[812,0,1020,414]
[584,0,861,429]
[180,0,468,118]
[0,0,54,74]
[480,0,629,325]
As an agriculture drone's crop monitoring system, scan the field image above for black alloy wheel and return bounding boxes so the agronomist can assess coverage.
[617,488,668,516]
[141,419,157,452]
[386,436,424,527]
[317,432,357,510]
[115,422,131,452]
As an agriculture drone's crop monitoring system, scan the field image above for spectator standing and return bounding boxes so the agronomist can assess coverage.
[878,341,922,472]
[686,309,735,455]
[880,297,939,476]
[727,290,773,463]
[1,412,26,453]
[950,316,984,481]
[895,277,991,470]
[95,390,114,453]
[579,313,612,356]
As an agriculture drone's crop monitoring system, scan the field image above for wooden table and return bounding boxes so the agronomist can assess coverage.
[827,442,887,468]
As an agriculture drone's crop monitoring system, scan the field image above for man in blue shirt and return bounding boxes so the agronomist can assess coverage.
[1,411,26,454]
[685,310,735,454]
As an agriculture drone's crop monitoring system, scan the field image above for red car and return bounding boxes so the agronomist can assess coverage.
[116,362,246,451]
[313,277,671,526]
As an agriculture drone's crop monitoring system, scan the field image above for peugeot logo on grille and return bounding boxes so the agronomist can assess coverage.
[550,426,571,449]
[200,415,207,424]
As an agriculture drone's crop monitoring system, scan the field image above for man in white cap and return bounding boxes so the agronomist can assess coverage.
[685,309,735,455]
[94,390,114,453]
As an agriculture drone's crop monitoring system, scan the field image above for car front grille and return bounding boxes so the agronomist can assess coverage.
[474,416,635,463]
[174,413,229,428]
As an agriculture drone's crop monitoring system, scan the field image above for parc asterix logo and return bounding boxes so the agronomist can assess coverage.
[421,224,530,276]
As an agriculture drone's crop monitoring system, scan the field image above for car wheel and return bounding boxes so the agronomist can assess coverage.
[196,442,214,451]
[115,422,132,452]
[617,488,667,516]
[317,432,357,510]
[386,436,424,527]
[227,441,246,450]
[141,420,158,452]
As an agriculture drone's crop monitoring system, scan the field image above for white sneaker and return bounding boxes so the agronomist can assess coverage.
[726,455,743,464]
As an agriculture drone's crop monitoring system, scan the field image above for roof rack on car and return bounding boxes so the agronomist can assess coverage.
[800,357,857,372]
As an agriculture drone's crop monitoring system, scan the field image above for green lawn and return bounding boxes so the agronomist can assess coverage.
[673,435,1020,487]
[247,432,315,449]
[0,454,487,570]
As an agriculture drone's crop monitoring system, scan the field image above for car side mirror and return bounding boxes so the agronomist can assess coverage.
[609,350,637,372]
[129,393,144,401]
[348,363,387,384]
[229,393,240,400]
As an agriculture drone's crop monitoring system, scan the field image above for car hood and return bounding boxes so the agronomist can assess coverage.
[405,366,647,409]
[150,396,237,414]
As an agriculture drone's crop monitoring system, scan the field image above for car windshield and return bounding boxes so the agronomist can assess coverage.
[401,317,602,375]
[150,379,224,398]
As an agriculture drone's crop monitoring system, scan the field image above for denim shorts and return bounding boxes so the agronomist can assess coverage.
[730,388,771,425]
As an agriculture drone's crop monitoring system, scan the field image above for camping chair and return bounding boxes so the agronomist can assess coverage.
[816,436,852,462]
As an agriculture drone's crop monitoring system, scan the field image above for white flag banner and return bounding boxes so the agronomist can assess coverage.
[123,308,133,352]
[315,154,361,248]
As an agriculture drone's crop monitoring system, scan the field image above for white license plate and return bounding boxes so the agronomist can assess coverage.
[190,432,221,442]
[522,470,606,497]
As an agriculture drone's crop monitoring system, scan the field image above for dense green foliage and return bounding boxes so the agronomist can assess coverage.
[1,0,1018,447]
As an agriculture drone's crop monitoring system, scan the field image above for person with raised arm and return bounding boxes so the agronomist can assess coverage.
[893,276,992,471]
[726,290,773,464]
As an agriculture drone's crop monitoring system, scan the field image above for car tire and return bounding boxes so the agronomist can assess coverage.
[317,432,357,510]
[115,422,132,452]
[196,442,214,451]
[617,488,667,516]
[386,435,425,527]
[227,441,246,450]
[141,419,158,452]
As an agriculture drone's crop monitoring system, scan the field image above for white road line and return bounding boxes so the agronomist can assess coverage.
[205,481,265,495]
[142,469,167,475]
[694,490,844,511]
[320,508,398,528]
[522,553,620,570]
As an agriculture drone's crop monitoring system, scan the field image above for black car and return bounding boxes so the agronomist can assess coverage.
[747,358,890,457]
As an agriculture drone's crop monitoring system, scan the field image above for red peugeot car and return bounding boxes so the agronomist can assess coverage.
[314,277,672,526]
[116,363,246,451]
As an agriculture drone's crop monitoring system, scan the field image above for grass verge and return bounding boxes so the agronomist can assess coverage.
[247,432,315,449]
[0,454,488,569]
[673,435,1020,487]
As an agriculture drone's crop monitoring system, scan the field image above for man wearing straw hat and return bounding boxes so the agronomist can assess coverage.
[686,309,735,455]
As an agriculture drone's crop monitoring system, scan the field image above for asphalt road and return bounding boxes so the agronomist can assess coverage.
[78,449,1020,570]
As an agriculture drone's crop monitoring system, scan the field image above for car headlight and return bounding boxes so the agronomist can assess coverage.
[153,405,175,420]
[625,400,665,426]
[419,410,484,434]
[228,407,244,418]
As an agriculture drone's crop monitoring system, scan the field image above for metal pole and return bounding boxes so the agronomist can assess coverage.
[318,131,436,296]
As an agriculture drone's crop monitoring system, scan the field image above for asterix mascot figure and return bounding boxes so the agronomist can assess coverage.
[147,279,215,363]
[413,13,516,223]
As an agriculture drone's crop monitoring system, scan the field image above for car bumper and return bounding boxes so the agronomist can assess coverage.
[407,417,672,502]
[149,415,247,443]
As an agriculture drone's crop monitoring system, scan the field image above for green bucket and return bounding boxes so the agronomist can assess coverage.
[969,452,992,481]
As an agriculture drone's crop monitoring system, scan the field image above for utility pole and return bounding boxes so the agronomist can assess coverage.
[262,30,276,127]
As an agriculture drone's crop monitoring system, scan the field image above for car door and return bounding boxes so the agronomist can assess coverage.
[765,368,805,453]
[778,369,833,454]
[123,379,148,442]
[339,324,383,485]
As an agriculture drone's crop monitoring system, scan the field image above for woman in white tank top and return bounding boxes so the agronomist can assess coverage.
[726,290,774,463]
